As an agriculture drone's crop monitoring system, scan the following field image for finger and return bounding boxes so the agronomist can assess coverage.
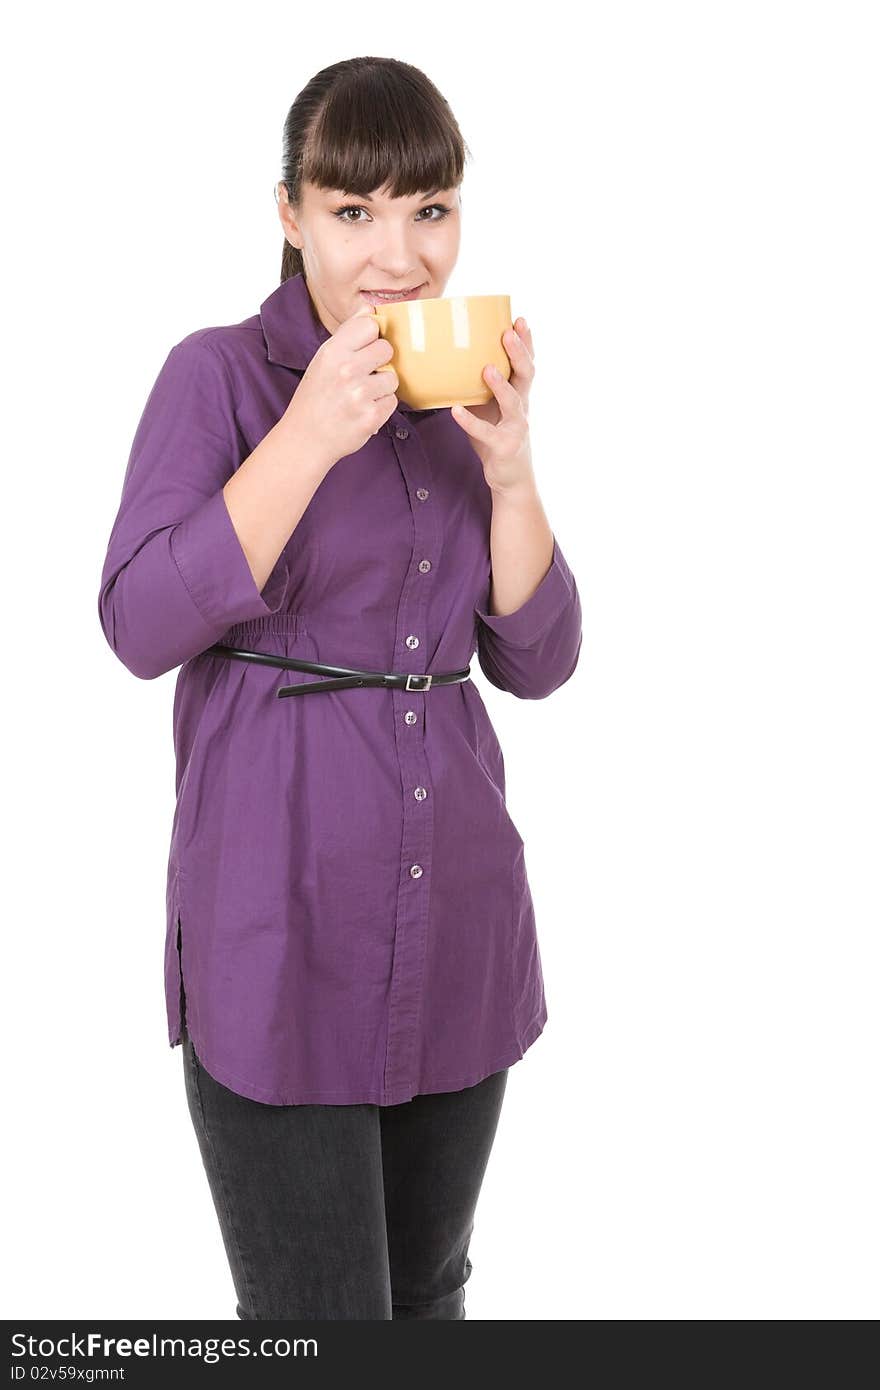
[368,368,398,401]
[450,402,497,445]
[503,326,534,371]
[483,363,525,415]
[341,304,382,343]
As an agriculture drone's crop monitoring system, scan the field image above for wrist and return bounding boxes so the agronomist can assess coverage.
[489,473,540,507]
[275,413,335,481]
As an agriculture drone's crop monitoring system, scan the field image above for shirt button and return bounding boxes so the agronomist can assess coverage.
[395,427,410,440]
[416,488,429,500]
[418,559,432,573]
[404,710,418,725]
[414,786,427,800]
[410,864,424,879]
[405,635,420,649]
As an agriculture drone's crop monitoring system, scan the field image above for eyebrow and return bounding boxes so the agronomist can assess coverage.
[338,188,445,203]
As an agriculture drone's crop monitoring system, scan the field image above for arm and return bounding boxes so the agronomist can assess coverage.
[97,335,328,679]
[475,482,582,700]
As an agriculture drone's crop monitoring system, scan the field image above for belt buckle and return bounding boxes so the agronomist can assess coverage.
[405,673,433,691]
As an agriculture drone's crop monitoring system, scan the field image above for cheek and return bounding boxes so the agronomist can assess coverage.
[321,250,360,282]
[430,227,460,268]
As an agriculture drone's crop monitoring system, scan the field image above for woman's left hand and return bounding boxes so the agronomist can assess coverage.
[450,317,536,496]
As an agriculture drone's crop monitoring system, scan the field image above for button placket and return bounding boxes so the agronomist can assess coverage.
[384,416,444,1099]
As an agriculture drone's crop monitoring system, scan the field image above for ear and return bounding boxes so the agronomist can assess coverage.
[276,185,301,245]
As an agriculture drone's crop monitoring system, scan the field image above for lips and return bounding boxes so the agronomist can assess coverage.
[359,285,425,305]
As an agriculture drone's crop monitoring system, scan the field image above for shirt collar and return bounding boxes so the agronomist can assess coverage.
[259,271,441,417]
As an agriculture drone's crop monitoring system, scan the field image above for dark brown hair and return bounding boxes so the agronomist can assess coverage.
[276,57,472,284]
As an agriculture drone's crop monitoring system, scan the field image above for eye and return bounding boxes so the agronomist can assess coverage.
[332,203,452,224]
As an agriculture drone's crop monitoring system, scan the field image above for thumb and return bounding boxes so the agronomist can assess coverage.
[346,301,382,335]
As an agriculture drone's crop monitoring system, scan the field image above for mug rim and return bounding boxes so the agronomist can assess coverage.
[371,292,509,310]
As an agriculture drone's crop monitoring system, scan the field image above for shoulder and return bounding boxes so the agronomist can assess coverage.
[155,315,271,420]
[168,314,267,383]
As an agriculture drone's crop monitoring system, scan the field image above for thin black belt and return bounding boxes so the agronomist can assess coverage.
[203,643,472,698]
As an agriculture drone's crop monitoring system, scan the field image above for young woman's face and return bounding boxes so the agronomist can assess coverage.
[277,180,462,333]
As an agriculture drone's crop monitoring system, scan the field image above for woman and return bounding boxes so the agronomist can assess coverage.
[98,56,582,1320]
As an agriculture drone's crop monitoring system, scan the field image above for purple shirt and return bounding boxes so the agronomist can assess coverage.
[98,271,582,1105]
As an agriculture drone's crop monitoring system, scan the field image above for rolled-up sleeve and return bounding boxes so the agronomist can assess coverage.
[98,334,289,679]
[474,534,582,700]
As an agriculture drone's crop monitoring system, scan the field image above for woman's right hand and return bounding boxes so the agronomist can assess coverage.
[282,304,399,472]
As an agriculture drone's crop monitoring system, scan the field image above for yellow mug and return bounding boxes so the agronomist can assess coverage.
[369,294,514,410]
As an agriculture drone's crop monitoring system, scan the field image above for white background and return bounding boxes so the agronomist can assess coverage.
[4,0,877,1321]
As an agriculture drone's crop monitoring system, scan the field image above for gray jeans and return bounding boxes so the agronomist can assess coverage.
[181,1026,509,1319]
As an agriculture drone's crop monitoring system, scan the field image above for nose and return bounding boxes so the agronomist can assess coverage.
[370,229,425,282]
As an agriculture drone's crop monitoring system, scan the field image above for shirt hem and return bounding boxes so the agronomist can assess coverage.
[172,1010,547,1107]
